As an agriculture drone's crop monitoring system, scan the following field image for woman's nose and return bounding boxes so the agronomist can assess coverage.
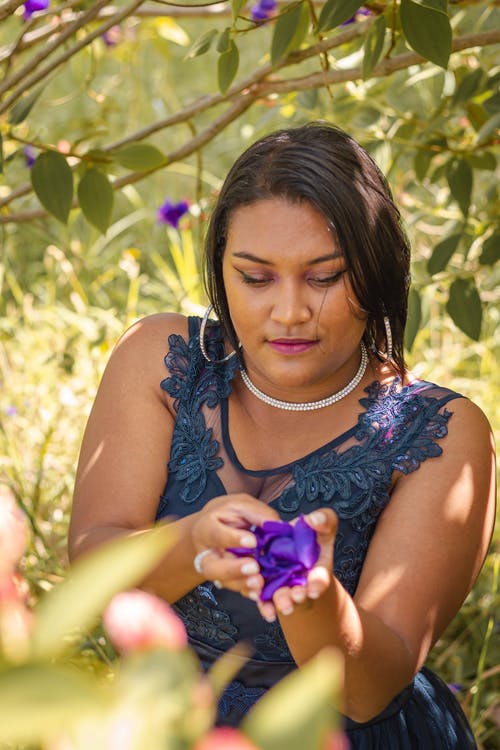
[270,282,312,326]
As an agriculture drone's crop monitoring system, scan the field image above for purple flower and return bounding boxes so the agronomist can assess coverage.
[5,406,18,416]
[448,683,463,694]
[230,516,320,601]
[23,0,50,20]
[342,7,371,25]
[24,146,35,168]
[102,25,122,48]
[157,199,189,229]
[250,0,276,22]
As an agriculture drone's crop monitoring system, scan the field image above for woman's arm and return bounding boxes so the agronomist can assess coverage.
[270,398,496,722]
[69,313,276,602]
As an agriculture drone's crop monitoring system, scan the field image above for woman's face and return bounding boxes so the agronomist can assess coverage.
[222,198,368,402]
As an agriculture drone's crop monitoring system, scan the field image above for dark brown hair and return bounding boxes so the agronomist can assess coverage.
[203,122,410,379]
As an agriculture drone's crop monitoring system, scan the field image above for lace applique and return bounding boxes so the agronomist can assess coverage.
[254,621,292,661]
[334,527,372,596]
[161,326,238,504]
[277,379,454,520]
[218,681,266,719]
[173,585,238,648]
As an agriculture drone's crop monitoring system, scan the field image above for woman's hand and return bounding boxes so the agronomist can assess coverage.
[257,508,338,623]
[190,493,279,599]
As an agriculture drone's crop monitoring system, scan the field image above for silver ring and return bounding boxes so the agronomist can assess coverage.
[193,549,213,575]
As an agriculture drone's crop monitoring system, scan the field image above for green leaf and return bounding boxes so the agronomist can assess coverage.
[465,151,497,171]
[8,85,45,125]
[362,14,386,79]
[271,3,310,67]
[404,287,422,352]
[414,149,433,181]
[78,169,114,233]
[217,27,231,54]
[446,278,482,340]
[113,143,166,171]
[410,0,447,13]
[30,525,175,660]
[232,0,247,19]
[0,132,3,174]
[316,0,364,32]
[399,0,451,69]
[474,111,500,146]
[447,159,473,217]
[185,28,218,59]
[218,40,239,95]
[427,233,462,275]
[452,68,486,106]
[31,151,73,224]
[243,648,342,750]
[479,233,500,266]
[0,664,104,745]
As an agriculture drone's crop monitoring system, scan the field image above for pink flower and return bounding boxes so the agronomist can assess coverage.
[103,589,187,653]
[0,491,29,576]
[323,729,351,750]
[193,727,261,750]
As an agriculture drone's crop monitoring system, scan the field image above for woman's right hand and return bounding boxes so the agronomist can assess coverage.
[190,493,279,601]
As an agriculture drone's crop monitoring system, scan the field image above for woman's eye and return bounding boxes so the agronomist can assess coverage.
[309,271,345,285]
[240,273,270,286]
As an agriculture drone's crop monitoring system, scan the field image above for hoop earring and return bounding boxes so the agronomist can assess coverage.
[199,305,237,364]
[379,315,393,363]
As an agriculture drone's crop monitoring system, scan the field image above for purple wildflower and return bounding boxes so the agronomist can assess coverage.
[102,26,122,48]
[229,516,320,601]
[448,683,463,694]
[157,199,189,229]
[250,0,276,22]
[23,0,50,20]
[342,7,371,25]
[24,146,36,168]
[5,406,18,416]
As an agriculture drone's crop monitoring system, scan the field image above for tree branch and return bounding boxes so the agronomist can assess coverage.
[0,0,24,22]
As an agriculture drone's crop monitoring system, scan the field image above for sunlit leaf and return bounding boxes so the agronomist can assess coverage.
[0,664,104,744]
[399,0,451,69]
[113,143,166,171]
[404,287,422,352]
[232,0,247,19]
[479,233,500,266]
[156,18,190,47]
[185,28,218,59]
[271,3,310,67]
[243,647,342,750]
[427,233,462,275]
[30,525,175,660]
[316,0,364,32]
[452,68,486,106]
[78,169,114,233]
[218,40,239,94]
[446,278,482,340]
[362,14,386,79]
[8,85,45,125]
[447,159,473,217]
[31,151,73,224]
[465,151,497,171]
[410,0,447,13]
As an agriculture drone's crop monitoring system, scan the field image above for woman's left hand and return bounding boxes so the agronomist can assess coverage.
[257,508,338,623]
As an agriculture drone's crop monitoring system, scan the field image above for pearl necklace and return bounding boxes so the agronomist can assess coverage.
[239,342,369,411]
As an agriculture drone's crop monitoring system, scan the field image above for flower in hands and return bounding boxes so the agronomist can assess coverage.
[230,516,320,601]
[103,589,187,653]
[157,199,189,228]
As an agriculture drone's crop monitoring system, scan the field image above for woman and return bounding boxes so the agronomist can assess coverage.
[69,124,496,747]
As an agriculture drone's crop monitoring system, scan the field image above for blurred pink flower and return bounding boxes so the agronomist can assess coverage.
[323,729,351,750]
[193,727,261,750]
[0,572,33,662]
[0,491,29,576]
[103,589,187,653]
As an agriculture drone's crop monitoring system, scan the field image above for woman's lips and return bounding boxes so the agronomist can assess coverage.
[268,339,317,355]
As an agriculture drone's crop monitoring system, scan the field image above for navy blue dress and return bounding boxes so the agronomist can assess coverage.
[156,317,477,748]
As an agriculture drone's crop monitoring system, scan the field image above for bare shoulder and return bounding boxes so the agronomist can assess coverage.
[115,312,190,355]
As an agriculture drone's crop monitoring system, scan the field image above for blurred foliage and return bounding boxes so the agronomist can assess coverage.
[0,0,499,747]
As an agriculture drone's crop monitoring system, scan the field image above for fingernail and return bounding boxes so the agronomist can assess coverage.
[240,534,256,547]
[264,612,276,623]
[308,590,320,599]
[308,511,327,525]
[241,561,259,575]
[281,606,294,616]
[292,589,306,603]
[248,591,259,601]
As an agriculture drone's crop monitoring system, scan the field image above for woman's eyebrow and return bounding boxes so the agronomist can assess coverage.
[231,251,342,266]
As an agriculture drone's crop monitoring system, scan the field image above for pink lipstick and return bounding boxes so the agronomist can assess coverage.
[268,339,317,355]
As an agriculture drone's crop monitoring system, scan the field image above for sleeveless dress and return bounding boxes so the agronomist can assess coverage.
[155,317,477,749]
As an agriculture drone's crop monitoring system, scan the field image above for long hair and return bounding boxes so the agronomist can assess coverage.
[203,123,411,379]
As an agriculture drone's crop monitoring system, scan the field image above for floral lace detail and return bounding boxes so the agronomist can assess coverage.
[161,326,237,504]
[277,378,454,522]
[173,584,238,648]
[254,621,292,660]
[334,527,372,596]
[218,681,266,720]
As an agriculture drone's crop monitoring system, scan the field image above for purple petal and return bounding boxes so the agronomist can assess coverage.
[261,569,295,600]
[266,536,297,562]
[293,516,320,568]
[157,199,189,228]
